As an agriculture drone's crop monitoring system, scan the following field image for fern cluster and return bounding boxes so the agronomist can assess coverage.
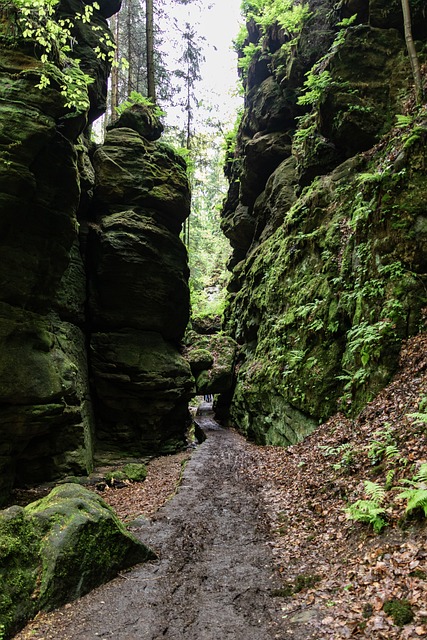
[397,463,427,517]
[345,481,387,533]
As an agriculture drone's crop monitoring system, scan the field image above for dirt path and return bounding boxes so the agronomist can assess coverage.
[15,409,286,640]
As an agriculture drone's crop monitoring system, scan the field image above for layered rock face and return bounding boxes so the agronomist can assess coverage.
[222,0,427,445]
[88,120,193,454]
[0,2,192,504]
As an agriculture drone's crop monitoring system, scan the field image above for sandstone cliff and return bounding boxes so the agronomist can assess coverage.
[222,0,427,445]
[0,0,193,505]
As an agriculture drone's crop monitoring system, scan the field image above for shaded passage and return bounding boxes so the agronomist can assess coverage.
[16,414,286,639]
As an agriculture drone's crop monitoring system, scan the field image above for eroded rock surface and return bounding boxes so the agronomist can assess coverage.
[221,0,427,444]
[0,1,192,503]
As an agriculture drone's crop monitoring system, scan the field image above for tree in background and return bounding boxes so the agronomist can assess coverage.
[400,0,424,104]
[173,19,204,247]
[146,0,156,100]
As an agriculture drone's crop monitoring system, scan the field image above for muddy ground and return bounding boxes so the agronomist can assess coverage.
[14,408,288,640]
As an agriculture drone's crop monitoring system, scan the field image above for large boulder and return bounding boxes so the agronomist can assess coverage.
[0,304,94,504]
[0,484,153,638]
[185,332,238,395]
[107,103,164,140]
[93,128,190,231]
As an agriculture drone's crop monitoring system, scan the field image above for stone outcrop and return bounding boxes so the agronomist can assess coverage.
[222,0,427,445]
[0,1,193,504]
[0,484,153,638]
[185,331,237,396]
[88,123,193,455]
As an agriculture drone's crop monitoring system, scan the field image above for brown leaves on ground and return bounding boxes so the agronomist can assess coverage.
[244,333,427,639]
[44,333,426,639]
[97,450,191,521]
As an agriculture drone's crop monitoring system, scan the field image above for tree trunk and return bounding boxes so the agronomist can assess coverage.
[127,0,132,96]
[401,0,424,104]
[110,13,120,121]
[146,0,156,101]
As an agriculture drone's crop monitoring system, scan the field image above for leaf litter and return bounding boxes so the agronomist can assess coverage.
[243,333,427,639]
[12,333,427,639]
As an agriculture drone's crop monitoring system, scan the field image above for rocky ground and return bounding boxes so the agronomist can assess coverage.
[13,334,427,640]
[13,410,287,640]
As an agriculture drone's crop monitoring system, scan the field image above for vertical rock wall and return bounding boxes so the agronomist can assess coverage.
[88,116,193,454]
[222,0,427,445]
[0,1,193,504]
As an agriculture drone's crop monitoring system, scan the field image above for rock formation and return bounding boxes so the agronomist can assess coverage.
[0,483,153,638]
[0,1,193,505]
[222,0,427,445]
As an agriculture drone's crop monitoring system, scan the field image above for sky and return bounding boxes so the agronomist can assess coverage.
[166,0,244,130]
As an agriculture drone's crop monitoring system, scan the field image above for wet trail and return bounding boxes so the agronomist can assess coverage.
[15,408,286,640]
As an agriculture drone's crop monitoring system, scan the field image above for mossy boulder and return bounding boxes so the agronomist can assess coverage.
[122,463,148,482]
[185,332,238,395]
[187,349,214,374]
[0,304,94,504]
[108,103,164,140]
[88,210,190,340]
[0,484,154,638]
[103,463,148,485]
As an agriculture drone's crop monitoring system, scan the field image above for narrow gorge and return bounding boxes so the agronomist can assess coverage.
[1,0,427,638]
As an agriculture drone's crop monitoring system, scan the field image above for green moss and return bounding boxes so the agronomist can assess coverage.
[122,463,147,482]
[104,470,127,485]
[224,117,427,444]
[383,599,414,627]
[0,485,154,636]
[271,574,321,598]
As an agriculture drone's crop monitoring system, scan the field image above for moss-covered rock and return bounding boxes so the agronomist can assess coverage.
[0,303,94,505]
[187,349,214,374]
[220,0,427,445]
[0,0,115,503]
[107,103,164,140]
[93,128,190,231]
[185,332,238,395]
[0,484,153,638]
[91,330,194,454]
[122,463,148,482]
[88,210,190,340]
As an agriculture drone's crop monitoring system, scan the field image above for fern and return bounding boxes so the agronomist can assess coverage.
[407,412,427,425]
[345,499,387,533]
[385,469,395,491]
[398,488,427,517]
[397,464,427,518]
[395,114,413,128]
[364,481,386,503]
[345,481,387,533]
[385,444,400,460]
[414,464,427,482]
